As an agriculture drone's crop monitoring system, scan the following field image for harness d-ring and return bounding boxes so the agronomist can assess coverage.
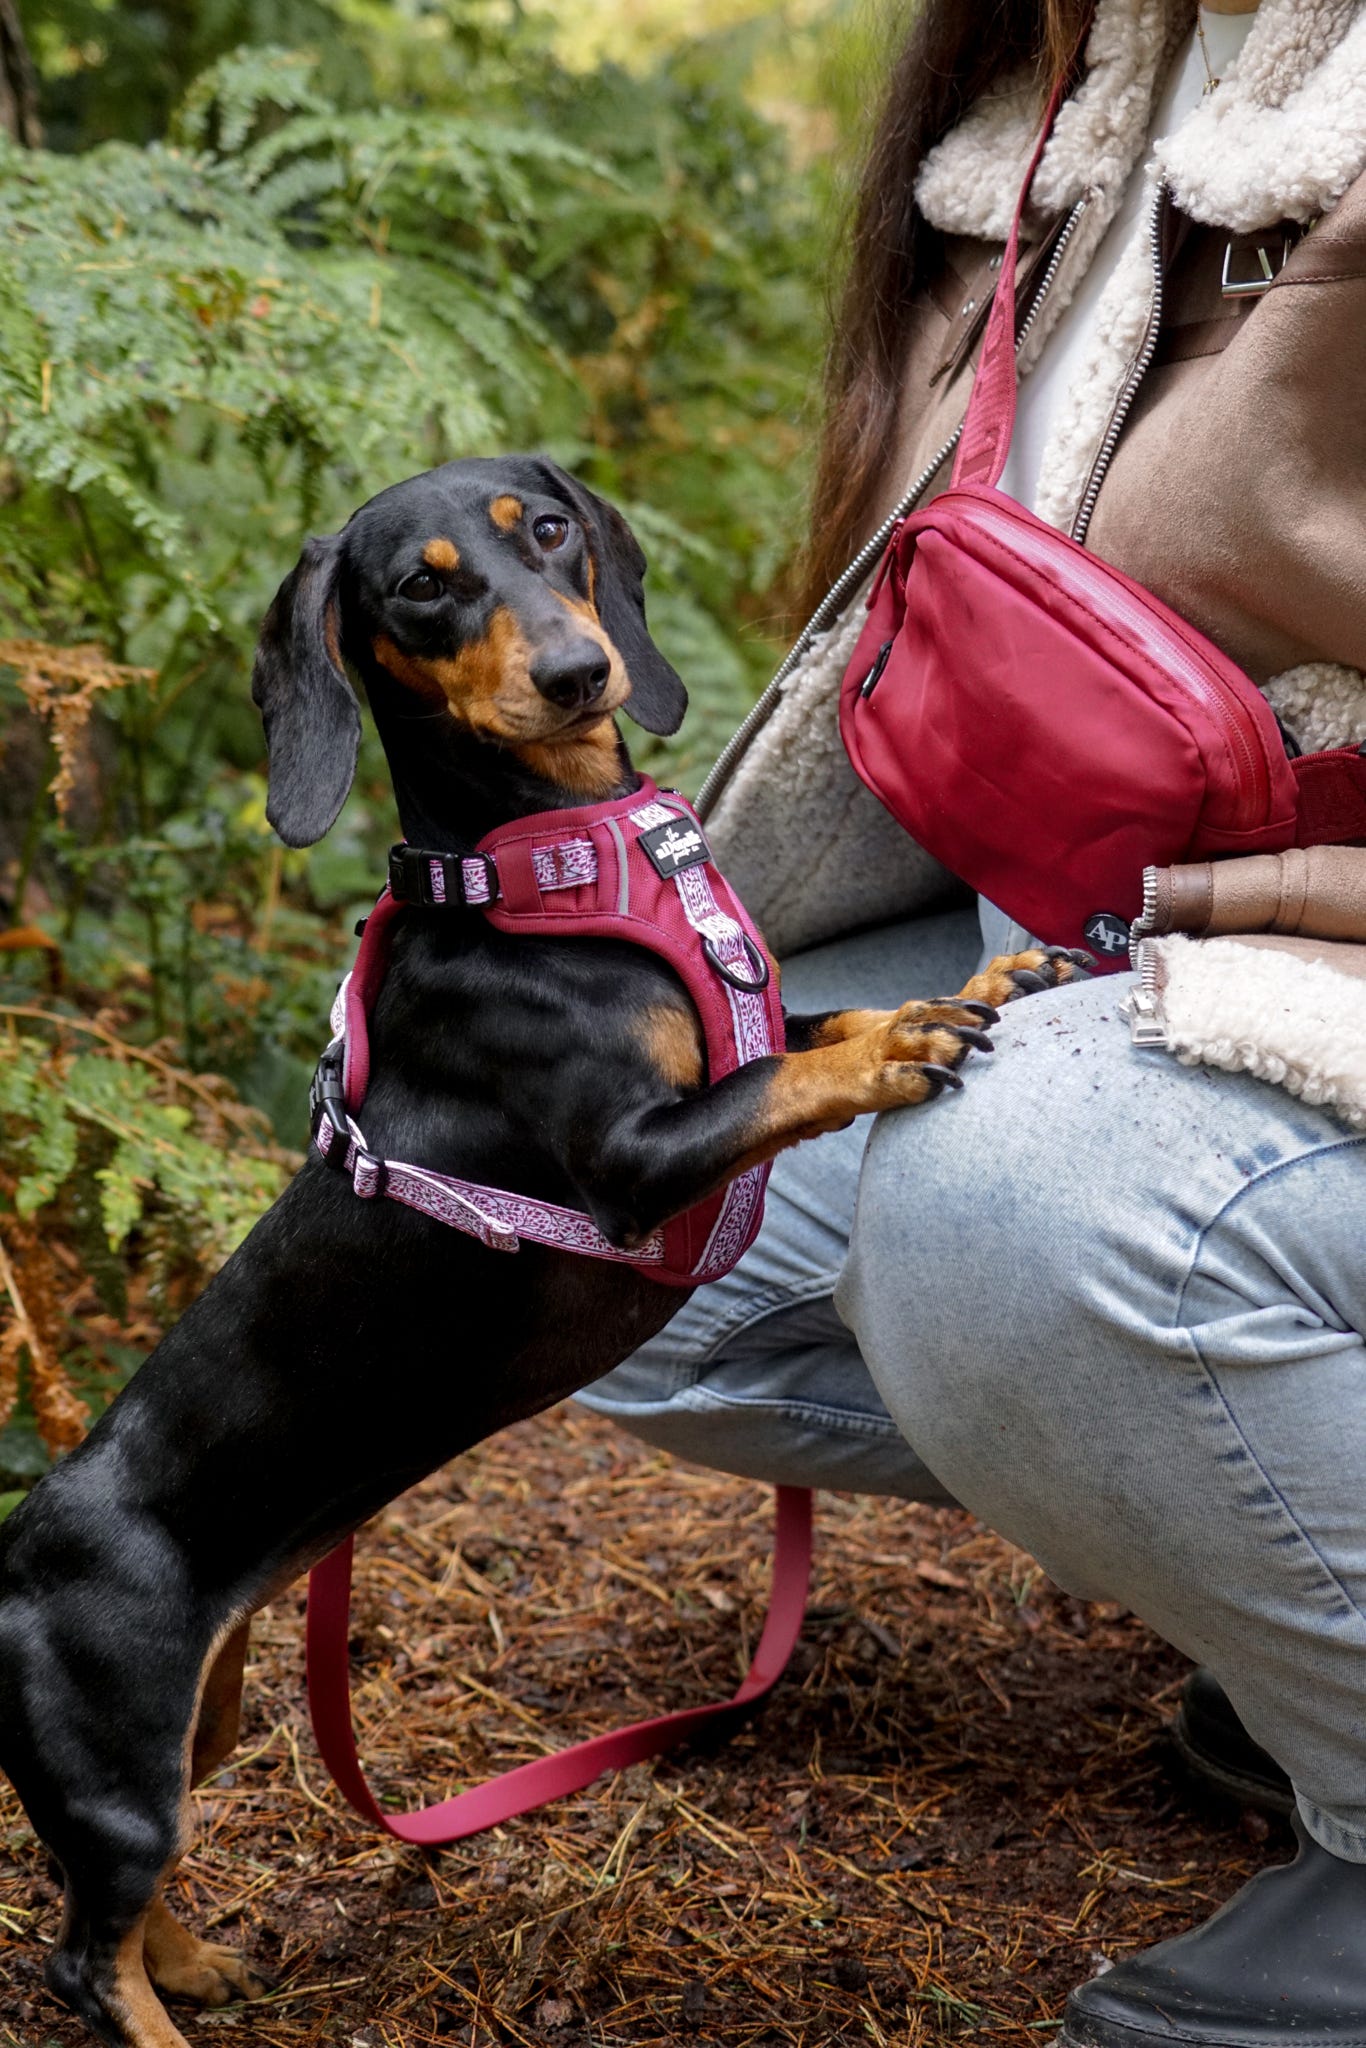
[703,931,771,991]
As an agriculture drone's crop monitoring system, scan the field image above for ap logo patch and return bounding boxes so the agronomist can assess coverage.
[1083,910,1131,958]
[641,817,711,879]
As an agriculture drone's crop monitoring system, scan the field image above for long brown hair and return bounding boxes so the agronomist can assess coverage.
[799,0,1092,611]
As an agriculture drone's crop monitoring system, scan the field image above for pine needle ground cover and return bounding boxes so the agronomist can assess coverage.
[0,1404,1284,2048]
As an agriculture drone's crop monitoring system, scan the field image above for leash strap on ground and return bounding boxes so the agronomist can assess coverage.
[305,1484,814,1844]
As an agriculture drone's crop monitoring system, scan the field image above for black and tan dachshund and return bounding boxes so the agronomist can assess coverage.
[0,456,1082,2047]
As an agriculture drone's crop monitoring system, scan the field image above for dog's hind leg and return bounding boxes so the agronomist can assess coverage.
[142,1622,270,2010]
[44,1833,192,2048]
[19,1618,248,2044]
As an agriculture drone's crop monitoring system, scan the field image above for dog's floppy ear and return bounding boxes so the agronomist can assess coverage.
[251,533,360,848]
[535,462,687,736]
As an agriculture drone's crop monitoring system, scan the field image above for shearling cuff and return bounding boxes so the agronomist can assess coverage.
[1127,931,1366,1129]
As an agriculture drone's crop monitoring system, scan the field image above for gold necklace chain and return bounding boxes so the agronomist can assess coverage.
[1195,14,1221,94]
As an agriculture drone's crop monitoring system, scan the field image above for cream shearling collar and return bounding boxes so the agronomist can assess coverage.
[915,0,1183,242]
[1156,0,1366,229]
[915,0,1366,241]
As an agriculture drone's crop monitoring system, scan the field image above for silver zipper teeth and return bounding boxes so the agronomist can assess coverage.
[1121,865,1167,1044]
[1127,864,1161,969]
[1071,183,1167,547]
[696,198,1089,821]
[1124,943,1167,1045]
[1013,196,1087,356]
[694,430,961,817]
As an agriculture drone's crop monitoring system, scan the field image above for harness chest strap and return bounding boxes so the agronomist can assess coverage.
[310,780,785,1287]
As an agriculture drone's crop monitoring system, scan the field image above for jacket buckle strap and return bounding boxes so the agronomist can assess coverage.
[1221,236,1291,299]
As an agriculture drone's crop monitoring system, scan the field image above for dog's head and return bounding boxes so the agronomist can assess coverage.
[251,457,686,846]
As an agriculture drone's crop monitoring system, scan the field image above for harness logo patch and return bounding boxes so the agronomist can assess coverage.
[1083,911,1131,958]
[641,817,711,879]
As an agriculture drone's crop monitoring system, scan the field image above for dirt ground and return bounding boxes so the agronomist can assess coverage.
[0,1403,1288,2048]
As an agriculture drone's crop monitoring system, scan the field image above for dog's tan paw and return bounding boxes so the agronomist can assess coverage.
[959,946,1093,1013]
[145,1905,271,2008]
[152,1939,270,2007]
[867,997,997,1108]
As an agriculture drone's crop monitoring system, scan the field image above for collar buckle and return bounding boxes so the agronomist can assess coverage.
[309,1042,352,1163]
[387,844,499,908]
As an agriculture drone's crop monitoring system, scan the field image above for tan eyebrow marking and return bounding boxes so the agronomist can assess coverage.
[422,537,460,570]
[489,494,524,532]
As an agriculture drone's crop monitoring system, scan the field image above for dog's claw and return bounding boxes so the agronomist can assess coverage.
[1042,944,1097,973]
[952,1026,994,1053]
[921,1063,965,1095]
[1010,967,1049,993]
[942,997,1000,1025]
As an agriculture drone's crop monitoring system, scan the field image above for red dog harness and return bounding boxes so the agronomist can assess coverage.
[310,778,786,1286]
[306,780,811,1847]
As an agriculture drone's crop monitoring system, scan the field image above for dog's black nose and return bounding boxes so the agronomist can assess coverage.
[531,640,611,712]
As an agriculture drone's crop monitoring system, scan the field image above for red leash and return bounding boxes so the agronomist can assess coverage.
[306,1484,813,1843]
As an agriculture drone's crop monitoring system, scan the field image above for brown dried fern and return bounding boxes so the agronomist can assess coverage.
[0,1219,88,1452]
[0,637,154,820]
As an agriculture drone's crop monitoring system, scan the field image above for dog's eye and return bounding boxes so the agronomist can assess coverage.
[532,516,570,553]
[398,571,442,603]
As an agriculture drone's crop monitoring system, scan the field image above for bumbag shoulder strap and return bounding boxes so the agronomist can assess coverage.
[952,75,1068,490]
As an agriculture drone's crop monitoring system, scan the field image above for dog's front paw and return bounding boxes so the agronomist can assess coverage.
[868,996,997,1107]
[959,946,1093,1012]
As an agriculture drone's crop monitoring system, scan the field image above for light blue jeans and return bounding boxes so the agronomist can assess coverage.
[579,903,1366,1862]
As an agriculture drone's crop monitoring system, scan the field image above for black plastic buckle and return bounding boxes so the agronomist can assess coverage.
[388,844,427,902]
[387,844,498,907]
[309,1044,352,1166]
[703,932,771,992]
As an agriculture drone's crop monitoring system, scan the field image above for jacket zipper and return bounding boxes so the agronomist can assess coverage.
[1122,864,1168,1044]
[1070,183,1168,548]
[694,429,961,817]
[695,198,1089,820]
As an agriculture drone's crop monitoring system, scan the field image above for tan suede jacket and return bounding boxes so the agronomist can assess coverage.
[885,173,1366,705]
[701,0,1366,1125]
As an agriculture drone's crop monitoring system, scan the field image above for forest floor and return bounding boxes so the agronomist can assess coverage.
[0,1403,1288,2048]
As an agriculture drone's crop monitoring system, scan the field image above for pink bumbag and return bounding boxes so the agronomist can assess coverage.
[839,91,1366,969]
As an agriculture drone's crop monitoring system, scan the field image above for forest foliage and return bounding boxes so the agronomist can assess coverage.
[0,0,850,1490]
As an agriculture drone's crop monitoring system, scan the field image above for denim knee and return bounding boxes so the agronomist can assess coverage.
[838,975,1366,1592]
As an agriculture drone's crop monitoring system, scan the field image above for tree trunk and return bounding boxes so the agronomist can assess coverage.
[0,0,41,147]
